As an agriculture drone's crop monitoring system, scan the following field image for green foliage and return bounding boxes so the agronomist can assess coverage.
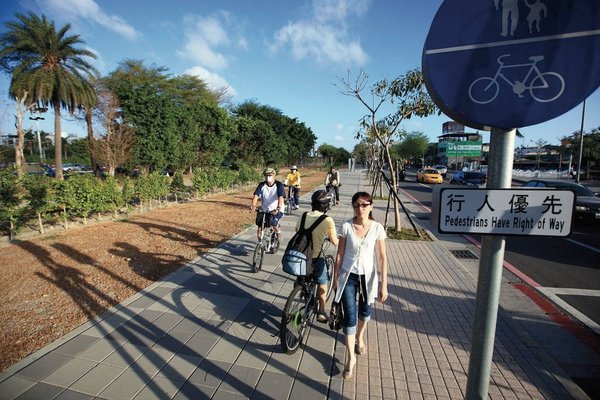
[22,174,55,217]
[318,144,351,165]
[170,171,186,192]
[213,168,237,189]
[392,131,429,161]
[121,178,135,206]
[134,172,170,202]
[94,177,123,214]
[191,169,211,195]
[60,174,96,219]
[0,167,26,235]
[237,163,261,183]
[232,100,316,166]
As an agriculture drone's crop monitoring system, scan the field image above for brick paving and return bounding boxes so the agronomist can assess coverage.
[0,169,592,399]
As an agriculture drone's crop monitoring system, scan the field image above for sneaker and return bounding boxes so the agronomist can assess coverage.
[293,205,299,210]
[317,312,329,323]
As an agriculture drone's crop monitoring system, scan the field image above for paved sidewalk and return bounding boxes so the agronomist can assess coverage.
[0,170,595,399]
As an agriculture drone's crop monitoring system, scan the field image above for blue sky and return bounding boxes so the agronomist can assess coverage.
[0,0,598,152]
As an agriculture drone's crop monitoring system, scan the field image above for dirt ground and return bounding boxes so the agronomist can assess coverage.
[0,168,325,372]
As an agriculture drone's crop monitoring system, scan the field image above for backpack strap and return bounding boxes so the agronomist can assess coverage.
[300,212,308,230]
[307,214,329,233]
[307,214,329,258]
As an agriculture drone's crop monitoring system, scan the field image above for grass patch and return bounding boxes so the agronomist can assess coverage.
[41,234,58,241]
[386,227,432,241]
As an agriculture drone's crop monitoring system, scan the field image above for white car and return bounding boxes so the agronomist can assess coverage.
[433,165,448,176]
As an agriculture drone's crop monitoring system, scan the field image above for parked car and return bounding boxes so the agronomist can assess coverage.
[522,179,600,225]
[416,168,444,184]
[433,164,448,178]
[24,163,54,177]
[449,171,487,186]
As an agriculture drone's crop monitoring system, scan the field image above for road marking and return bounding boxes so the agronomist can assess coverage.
[538,287,600,336]
[565,238,600,254]
[514,284,600,353]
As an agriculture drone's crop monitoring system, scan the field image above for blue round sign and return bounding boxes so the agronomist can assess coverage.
[423,0,600,129]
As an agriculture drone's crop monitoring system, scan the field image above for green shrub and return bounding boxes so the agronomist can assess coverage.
[237,163,261,184]
[192,169,211,195]
[0,167,26,238]
[170,171,187,192]
[22,174,56,233]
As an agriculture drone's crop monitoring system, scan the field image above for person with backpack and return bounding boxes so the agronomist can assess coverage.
[250,167,285,241]
[332,191,388,380]
[287,190,339,322]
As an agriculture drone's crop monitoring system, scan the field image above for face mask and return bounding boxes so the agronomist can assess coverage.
[265,175,274,184]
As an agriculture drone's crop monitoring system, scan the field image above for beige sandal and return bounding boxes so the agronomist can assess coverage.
[354,342,366,356]
[343,359,356,380]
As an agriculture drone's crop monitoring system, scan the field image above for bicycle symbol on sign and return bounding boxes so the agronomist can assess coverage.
[468,54,565,104]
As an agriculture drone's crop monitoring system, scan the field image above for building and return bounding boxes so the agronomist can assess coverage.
[436,121,485,170]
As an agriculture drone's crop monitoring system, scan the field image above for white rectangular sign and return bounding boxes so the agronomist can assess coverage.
[438,188,575,236]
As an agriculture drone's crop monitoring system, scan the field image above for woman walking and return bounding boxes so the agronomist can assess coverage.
[333,191,388,380]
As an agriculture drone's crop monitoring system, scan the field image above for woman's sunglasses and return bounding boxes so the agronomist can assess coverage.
[352,202,372,209]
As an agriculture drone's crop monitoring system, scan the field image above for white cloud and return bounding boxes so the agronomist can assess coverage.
[271,0,369,66]
[178,13,247,70]
[334,135,345,142]
[184,66,237,97]
[36,0,139,40]
[313,0,370,23]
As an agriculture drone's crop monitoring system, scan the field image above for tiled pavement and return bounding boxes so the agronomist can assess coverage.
[0,170,595,399]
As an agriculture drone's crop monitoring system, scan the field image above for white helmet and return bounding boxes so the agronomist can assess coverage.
[291,165,298,170]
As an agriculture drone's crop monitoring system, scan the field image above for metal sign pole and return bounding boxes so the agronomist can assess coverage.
[465,127,516,399]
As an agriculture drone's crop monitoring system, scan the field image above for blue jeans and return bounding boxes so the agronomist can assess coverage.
[341,273,371,335]
[288,186,300,206]
[312,258,327,285]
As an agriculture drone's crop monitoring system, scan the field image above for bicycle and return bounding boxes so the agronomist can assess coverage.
[468,54,565,104]
[325,184,337,211]
[280,239,335,354]
[283,185,298,215]
[252,210,280,273]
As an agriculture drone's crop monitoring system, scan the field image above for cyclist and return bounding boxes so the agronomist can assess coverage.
[250,167,285,241]
[295,190,339,323]
[284,165,301,209]
[324,166,341,205]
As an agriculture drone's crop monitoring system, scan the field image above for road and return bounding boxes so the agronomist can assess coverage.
[397,168,600,335]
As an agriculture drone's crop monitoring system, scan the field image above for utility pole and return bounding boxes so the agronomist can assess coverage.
[576,99,586,183]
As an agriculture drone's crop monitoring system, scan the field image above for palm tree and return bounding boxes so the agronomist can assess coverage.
[0,12,98,179]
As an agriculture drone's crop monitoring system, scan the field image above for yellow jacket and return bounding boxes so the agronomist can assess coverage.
[285,171,301,188]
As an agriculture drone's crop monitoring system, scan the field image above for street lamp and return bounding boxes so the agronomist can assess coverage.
[29,115,45,162]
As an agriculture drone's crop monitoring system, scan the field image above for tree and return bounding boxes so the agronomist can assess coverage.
[232,100,316,166]
[0,12,98,179]
[393,131,429,162]
[318,144,350,166]
[337,69,439,231]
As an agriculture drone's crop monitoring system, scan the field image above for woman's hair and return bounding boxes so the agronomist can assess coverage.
[311,189,329,212]
[351,191,375,220]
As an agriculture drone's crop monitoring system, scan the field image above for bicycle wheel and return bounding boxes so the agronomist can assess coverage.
[468,77,499,104]
[285,198,292,215]
[270,231,280,254]
[324,255,335,300]
[280,284,310,354]
[530,72,564,103]
[252,243,264,273]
